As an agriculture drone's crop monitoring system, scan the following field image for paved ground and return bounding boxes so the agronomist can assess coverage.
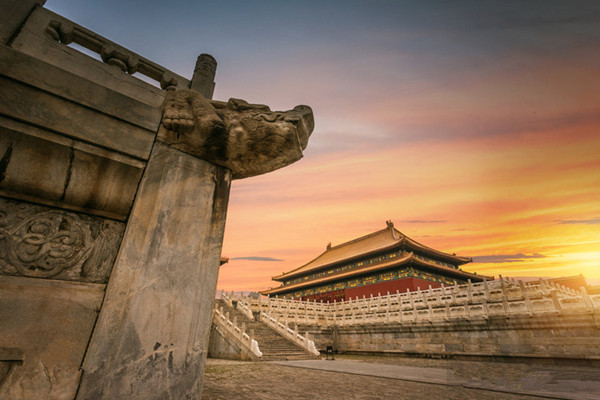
[201,355,600,400]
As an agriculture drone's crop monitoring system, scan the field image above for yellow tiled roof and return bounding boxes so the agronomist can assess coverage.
[262,251,483,296]
[272,222,471,282]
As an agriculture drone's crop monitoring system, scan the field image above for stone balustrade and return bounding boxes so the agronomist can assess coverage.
[221,290,234,307]
[212,304,262,360]
[236,298,255,320]
[258,311,320,357]
[238,278,599,328]
[41,7,189,91]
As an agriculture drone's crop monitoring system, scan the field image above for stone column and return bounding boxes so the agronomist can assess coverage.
[76,143,231,399]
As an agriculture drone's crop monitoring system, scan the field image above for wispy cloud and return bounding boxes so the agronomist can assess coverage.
[473,253,546,263]
[231,256,284,262]
[556,218,600,225]
[401,220,447,224]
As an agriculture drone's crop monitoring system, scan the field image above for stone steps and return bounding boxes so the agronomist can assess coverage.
[216,300,317,361]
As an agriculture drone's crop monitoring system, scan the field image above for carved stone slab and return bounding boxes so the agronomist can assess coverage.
[158,89,314,179]
[0,197,125,283]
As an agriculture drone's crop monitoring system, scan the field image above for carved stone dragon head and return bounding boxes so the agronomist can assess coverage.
[158,89,314,179]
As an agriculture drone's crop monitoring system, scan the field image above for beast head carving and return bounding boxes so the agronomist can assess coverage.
[158,89,314,179]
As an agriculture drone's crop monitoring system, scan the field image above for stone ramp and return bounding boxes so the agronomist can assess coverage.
[216,300,317,361]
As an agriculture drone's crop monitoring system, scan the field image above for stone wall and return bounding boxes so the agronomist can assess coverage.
[208,325,245,360]
[0,276,104,399]
[298,310,600,362]
[0,2,176,397]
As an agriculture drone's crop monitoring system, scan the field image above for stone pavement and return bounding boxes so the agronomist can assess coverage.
[272,358,600,400]
[202,356,600,400]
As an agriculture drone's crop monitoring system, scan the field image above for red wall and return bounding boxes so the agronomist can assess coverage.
[344,278,442,300]
[300,277,443,303]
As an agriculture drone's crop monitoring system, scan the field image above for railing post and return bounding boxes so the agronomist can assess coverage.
[520,280,533,313]
[398,305,403,324]
[482,298,489,317]
[467,279,473,303]
[581,286,594,308]
[539,278,548,294]
[551,290,562,312]
[483,277,490,301]
[500,275,509,314]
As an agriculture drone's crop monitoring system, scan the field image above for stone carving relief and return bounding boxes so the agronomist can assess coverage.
[158,89,314,179]
[0,198,124,283]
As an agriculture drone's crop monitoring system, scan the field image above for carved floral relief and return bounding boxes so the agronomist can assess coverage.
[0,198,124,283]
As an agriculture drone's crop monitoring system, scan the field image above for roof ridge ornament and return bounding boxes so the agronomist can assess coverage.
[386,220,399,240]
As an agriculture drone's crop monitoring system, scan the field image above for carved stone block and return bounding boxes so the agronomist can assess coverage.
[158,89,314,179]
[0,276,105,400]
[0,197,124,283]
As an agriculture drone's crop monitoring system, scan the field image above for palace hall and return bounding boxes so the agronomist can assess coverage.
[261,221,488,302]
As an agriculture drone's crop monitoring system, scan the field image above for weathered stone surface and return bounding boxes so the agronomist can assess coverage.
[3,4,316,398]
[0,0,40,44]
[190,54,217,99]
[159,89,314,179]
[208,325,246,361]
[0,275,104,400]
[0,124,144,220]
[77,144,231,400]
[0,197,125,283]
[0,73,154,161]
[0,44,162,133]
[299,311,600,360]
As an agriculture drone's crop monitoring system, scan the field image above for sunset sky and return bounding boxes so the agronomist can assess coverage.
[47,0,600,291]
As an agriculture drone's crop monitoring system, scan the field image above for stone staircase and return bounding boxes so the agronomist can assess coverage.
[215,299,318,361]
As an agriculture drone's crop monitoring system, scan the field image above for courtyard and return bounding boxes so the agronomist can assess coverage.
[202,355,600,400]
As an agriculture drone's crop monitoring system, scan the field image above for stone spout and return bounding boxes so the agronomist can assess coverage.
[158,89,314,179]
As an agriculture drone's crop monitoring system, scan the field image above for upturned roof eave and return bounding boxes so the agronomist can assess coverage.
[271,227,396,281]
[262,252,487,296]
[403,236,472,265]
[272,241,402,282]
[271,224,473,282]
[263,252,414,295]
[411,257,489,282]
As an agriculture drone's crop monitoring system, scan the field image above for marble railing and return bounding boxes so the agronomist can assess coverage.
[237,278,599,327]
[212,305,262,360]
[220,290,234,307]
[259,312,320,357]
[236,298,255,320]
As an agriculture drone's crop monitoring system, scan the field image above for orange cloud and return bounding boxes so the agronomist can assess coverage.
[218,120,600,291]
